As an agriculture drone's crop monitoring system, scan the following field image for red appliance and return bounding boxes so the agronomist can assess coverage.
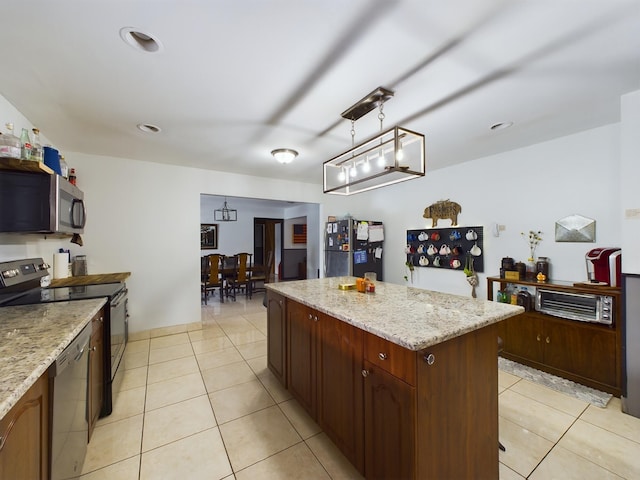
[586,248,622,286]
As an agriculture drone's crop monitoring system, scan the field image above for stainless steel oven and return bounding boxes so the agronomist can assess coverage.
[535,288,614,325]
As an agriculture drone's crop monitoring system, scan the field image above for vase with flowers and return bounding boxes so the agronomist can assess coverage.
[521,230,542,280]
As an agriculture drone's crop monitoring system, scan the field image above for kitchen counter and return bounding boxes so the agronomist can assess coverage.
[0,298,106,419]
[266,277,523,350]
[50,272,131,287]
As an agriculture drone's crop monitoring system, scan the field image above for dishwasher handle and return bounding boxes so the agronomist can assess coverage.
[52,324,91,378]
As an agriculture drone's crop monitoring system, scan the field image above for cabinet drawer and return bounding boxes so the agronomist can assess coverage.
[364,332,416,385]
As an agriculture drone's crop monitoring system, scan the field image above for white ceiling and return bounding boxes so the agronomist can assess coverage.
[1,0,639,186]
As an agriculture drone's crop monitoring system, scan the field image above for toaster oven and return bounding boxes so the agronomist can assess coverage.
[535,288,614,325]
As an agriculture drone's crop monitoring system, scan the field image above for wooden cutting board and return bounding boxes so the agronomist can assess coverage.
[49,273,130,287]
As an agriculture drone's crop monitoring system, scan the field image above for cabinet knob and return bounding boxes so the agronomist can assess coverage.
[536,334,541,342]
[423,353,435,365]
[546,336,550,344]
[378,352,388,360]
[361,369,370,377]
[91,346,96,352]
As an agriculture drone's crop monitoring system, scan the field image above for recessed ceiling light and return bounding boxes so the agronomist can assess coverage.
[120,27,163,53]
[490,121,514,131]
[137,123,161,133]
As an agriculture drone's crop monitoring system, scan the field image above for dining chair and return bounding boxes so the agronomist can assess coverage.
[201,254,223,304]
[222,255,238,301]
[252,250,273,294]
[233,252,252,299]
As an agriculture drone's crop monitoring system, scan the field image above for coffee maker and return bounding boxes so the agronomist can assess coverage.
[585,248,622,286]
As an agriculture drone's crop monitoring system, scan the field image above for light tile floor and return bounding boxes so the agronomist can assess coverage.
[80,295,640,479]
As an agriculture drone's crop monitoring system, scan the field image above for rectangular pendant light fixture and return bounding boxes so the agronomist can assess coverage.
[323,87,425,195]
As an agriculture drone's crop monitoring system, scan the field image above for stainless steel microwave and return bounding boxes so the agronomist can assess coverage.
[535,288,614,325]
[0,170,86,235]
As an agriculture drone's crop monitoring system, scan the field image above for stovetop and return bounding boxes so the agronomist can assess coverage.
[1,282,125,307]
[0,257,125,307]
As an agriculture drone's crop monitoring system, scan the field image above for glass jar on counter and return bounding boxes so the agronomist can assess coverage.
[536,257,550,280]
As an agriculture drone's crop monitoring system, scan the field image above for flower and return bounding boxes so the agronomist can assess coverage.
[521,230,542,261]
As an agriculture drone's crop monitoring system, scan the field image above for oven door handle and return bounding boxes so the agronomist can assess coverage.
[111,288,128,308]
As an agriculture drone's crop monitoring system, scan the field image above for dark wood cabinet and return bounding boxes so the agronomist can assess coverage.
[89,309,105,440]
[417,324,498,479]
[317,314,364,473]
[487,276,622,395]
[270,296,501,479]
[0,372,49,480]
[266,291,287,386]
[363,360,415,480]
[287,299,318,417]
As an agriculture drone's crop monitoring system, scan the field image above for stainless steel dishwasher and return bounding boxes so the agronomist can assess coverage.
[50,323,92,480]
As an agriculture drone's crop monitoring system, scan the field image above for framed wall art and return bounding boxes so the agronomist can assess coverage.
[200,223,218,249]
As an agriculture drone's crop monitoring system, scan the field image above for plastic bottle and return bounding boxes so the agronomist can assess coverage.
[68,168,76,185]
[59,154,68,178]
[20,128,32,161]
[0,123,21,158]
[31,128,43,162]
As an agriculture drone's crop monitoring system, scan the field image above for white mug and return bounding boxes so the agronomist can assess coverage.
[417,244,426,254]
[433,256,441,267]
[419,255,429,266]
[466,229,477,241]
[418,232,427,241]
[439,244,451,256]
[427,244,437,256]
[470,243,482,256]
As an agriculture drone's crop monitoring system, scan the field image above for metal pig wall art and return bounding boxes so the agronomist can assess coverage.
[423,200,461,227]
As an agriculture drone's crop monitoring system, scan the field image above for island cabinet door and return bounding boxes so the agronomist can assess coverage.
[266,291,287,386]
[317,314,365,474]
[363,360,416,480]
[287,299,318,418]
[416,324,499,480]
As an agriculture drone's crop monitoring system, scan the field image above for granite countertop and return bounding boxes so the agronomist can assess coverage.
[0,298,107,419]
[267,277,523,351]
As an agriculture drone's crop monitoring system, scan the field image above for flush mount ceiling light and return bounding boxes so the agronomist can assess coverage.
[119,27,163,53]
[137,123,161,133]
[323,87,425,195]
[214,197,237,222]
[271,148,298,164]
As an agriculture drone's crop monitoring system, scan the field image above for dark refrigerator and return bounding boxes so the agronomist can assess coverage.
[324,218,383,280]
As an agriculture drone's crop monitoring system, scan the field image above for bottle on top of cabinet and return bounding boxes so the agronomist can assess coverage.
[31,128,43,162]
[68,168,76,185]
[0,122,21,158]
[20,128,32,161]
[59,154,68,178]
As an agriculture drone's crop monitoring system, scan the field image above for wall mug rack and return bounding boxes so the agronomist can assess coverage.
[406,226,484,272]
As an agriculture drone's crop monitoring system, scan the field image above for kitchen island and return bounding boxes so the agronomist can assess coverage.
[266,278,523,479]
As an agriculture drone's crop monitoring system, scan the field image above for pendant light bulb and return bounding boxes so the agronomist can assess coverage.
[396,144,404,162]
[338,169,346,182]
[377,151,385,167]
[363,159,371,173]
[350,165,357,178]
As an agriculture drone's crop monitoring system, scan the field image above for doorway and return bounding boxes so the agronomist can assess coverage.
[254,218,283,281]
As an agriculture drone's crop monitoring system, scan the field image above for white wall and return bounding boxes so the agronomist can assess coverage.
[621,90,640,274]
[352,123,622,300]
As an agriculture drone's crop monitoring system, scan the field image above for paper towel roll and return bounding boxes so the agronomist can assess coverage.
[53,253,69,279]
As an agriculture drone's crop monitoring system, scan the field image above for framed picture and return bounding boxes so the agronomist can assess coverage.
[200,223,218,249]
